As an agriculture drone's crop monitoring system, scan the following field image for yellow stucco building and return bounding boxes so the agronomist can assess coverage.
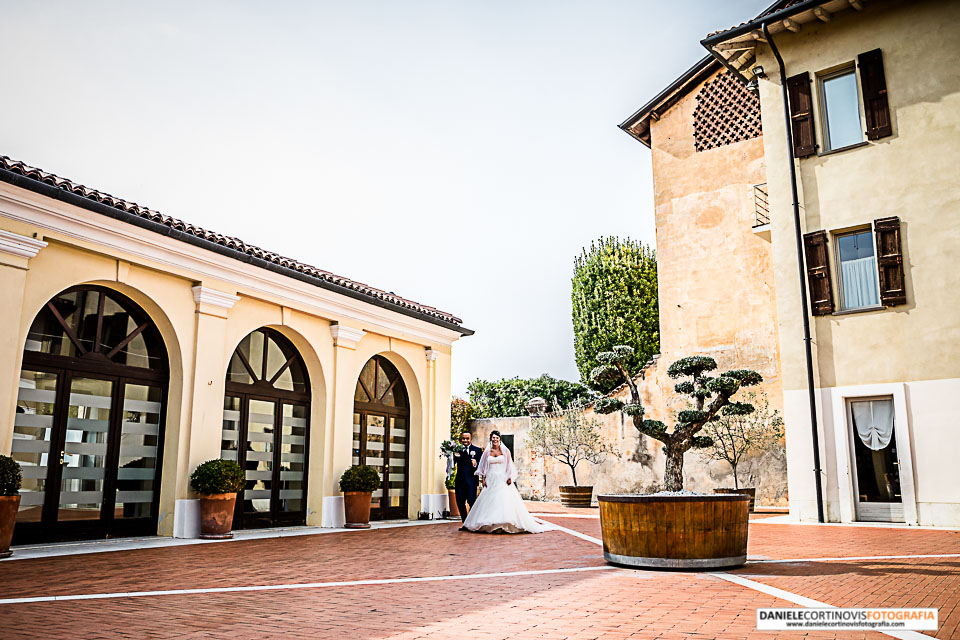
[703,0,960,525]
[0,154,471,543]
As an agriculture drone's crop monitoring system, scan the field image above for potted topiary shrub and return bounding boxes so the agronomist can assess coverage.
[701,390,784,512]
[190,459,245,539]
[592,346,761,569]
[0,454,22,558]
[340,465,381,529]
[527,399,613,507]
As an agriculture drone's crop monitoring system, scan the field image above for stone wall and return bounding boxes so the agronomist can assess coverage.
[468,359,788,506]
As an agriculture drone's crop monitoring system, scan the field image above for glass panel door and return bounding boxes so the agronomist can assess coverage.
[59,377,113,522]
[386,416,408,514]
[12,370,58,524]
[365,415,386,512]
[243,399,275,517]
[278,404,307,515]
[850,398,904,522]
[351,412,362,466]
[114,383,163,520]
[220,396,242,462]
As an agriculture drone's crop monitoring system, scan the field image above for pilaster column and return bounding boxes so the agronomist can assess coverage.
[170,284,238,537]
[320,324,366,527]
[424,348,438,494]
[0,231,47,454]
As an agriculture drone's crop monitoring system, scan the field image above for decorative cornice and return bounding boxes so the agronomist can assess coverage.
[0,229,47,259]
[330,324,366,345]
[425,348,438,363]
[0,188,463,346]
[191,285,240,310]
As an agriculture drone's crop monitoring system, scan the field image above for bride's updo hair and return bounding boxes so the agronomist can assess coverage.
[489,430,501,442]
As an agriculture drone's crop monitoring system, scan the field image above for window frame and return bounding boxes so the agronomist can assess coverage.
[832,226,883,313]
[816,64,865,154]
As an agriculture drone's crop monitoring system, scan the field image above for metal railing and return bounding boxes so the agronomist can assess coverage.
[753,183,770,227]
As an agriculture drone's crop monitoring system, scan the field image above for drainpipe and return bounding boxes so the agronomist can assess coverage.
[762,21,825,523]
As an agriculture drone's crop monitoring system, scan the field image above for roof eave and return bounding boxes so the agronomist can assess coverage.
[618,55,721,147]
[700,0,841,83]
[0,167,475,337]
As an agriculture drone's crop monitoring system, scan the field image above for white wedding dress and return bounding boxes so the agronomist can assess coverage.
[462,448,549,534]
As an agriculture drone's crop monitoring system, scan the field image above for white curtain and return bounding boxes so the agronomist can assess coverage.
[852,399,894,450]
[841,256,880,308]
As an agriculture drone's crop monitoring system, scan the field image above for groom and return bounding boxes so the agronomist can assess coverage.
[455,431,483,529]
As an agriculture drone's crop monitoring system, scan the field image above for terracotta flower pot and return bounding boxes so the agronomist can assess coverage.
[447,489,460,519]
[714,487,756,512]
[343,491,372,529]
[199,493,237,539]
[560,485,594,508]
[0,495,21,558]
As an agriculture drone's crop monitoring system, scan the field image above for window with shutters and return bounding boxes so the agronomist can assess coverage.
[818,66,864,152]
[834,229,881,311]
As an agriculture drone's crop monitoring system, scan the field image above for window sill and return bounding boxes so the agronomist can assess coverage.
[832,305,885,316]
[818,141,869,157]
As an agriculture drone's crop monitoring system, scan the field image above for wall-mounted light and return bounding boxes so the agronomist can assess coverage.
[746,79,759,93]
[752,65,766,79]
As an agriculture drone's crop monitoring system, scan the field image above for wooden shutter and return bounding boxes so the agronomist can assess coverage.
[874,216,906,306]
[787,72,816,158]
[858,49,892,140]
[803,230,834,315]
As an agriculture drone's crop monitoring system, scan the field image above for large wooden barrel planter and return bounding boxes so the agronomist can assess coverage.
[559,485,593,508]
[714,488,756,512]
[598,494,750,569]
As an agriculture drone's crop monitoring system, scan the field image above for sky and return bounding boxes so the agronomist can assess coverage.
[1,0,769,396]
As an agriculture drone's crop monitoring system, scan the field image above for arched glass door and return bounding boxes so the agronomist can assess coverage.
[220,328,310,529]
[352,356,410,520]
[12,286,168,543]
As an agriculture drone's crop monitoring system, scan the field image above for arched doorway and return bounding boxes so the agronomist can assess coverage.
[11,285,169,543]
[352,355,410,520]
[220,328,310,529]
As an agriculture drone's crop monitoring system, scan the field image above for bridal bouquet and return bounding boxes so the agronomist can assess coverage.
[439,439,465,457]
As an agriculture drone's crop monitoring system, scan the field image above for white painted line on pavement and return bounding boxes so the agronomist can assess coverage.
[539,521,603,546]
[752,552,960,564]
[529,513,600,519]
[546,517,948,639]
[0,565,616,605]
[711,572,932,640]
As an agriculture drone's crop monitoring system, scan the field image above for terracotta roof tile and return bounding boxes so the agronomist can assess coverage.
[0,154,467,331]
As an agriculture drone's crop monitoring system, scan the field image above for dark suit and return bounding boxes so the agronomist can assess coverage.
[454,444,483,522]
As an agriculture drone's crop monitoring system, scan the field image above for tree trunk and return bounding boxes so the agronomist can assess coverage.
[570,464,578,487]
[732,463,739,490]
[663,447,684,492]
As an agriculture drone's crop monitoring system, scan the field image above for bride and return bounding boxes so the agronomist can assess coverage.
[461,431,549,534]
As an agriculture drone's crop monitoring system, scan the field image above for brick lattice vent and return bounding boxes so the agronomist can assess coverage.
[693,72,762,152]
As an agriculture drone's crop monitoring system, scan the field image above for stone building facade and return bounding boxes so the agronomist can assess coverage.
[703,0,960,526]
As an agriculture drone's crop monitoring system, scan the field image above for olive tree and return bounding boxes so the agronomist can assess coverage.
[527,399,613,487]
[700,390,783,490]
[592,346,762,492]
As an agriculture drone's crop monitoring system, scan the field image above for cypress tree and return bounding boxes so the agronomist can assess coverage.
[571,237,659,393]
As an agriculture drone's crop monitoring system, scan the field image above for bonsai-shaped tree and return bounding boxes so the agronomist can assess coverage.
[592,346,762,492]
[700,390,784,490]
[527,399,614,487]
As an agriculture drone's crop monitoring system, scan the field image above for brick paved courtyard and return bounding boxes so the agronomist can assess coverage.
[1,504,957,639]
